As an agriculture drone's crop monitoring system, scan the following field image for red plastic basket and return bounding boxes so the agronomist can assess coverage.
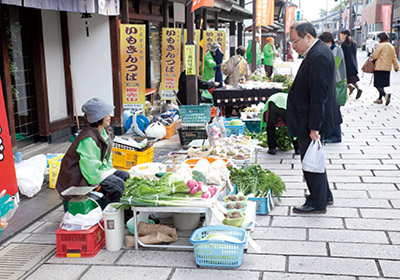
[55,222,105,258]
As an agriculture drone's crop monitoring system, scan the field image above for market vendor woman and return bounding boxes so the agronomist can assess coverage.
[56,98,129,211]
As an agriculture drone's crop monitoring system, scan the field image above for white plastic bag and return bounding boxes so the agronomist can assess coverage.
[15,154,47,198]
[61,206,103,231]
[302,140,325,173]
[145,122,166,139]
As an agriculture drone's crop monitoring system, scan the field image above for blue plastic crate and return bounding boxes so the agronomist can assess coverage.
[229,185,272,215]
[179,105,212,123]
[242,119,262,133]
[224,121,245,136]
[190,225,247,268]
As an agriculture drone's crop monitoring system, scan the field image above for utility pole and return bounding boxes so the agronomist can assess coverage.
[339,0,342,36]
[390,0,394,39]
[283,0,288,62]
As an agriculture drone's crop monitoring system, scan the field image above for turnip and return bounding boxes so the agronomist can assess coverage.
[187,179,198,189]
[201,191,211,199]
[189,187,198,195]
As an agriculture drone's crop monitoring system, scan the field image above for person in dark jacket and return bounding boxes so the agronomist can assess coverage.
[176,71,219,104]
[56,98,129,211]
[340,29,362,99]
[287,21,342,214]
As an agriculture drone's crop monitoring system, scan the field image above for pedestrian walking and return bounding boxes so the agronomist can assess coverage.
[223,46,251,85]
[370,32,399,106]
[340,29,363,99]
[263,37,277,79]
[319,31,346,143]
[246,33,262,70]
[287,21,342,214]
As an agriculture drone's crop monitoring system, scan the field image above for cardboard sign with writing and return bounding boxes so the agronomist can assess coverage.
[120,24,146,111]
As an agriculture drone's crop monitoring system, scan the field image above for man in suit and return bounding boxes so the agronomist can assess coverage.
[287,21,342,214]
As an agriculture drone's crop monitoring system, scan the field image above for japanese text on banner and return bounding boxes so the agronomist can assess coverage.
[161,28,181,100]
[256,0,274,26]
[285,6,296,34]
[120,24,146,111]
[202,30,226,72]
[183,29,201,74]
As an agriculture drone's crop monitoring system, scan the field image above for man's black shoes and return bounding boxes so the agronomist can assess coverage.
[293,204,327,214]
[294,149,300,155]
[267,148,276,155]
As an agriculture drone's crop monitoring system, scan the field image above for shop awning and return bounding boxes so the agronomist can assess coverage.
[0,0,119,16]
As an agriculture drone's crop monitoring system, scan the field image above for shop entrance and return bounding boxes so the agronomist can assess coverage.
[1,6,39,148]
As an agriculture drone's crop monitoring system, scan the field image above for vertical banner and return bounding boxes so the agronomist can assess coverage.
[0,76,18,196]
[285,6,296,34]
[185,45,196,75]
[382,4,392,32]
[191,0,214,12]
[120,24,146,111]
[256,0,274,26]
[183,29,201,74]
[202,30,226,72]
[161,28,182,100]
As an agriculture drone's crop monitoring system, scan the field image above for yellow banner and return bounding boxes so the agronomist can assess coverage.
[185,45,196,75]
[202,30,226,73]
[183,29,201,74]
[161,28,182,100]
[120,24,146,111]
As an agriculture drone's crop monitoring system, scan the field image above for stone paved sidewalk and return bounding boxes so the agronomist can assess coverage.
[1,50,399,279]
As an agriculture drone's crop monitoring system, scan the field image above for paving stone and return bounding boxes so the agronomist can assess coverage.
[259,163,293,171]
[344,164,398,170]
[26,264,88,280]
[247,240,327,256]
[255,215,271,226]
[374,170,400,177]
[391,200,400,208]
[325,164,346,170]
[330,242,400,259]
[22,221,45,233]
[332,198,390,208]
[379,260,400,278]
[331,190,369,198]
[368,190,400,199]
[116,250,196,267]
[275,197,307,206]
[279,175,304,183]
[388,231,400,244]
[360,208,400,219]
[23,233,57,244]
[294,207,358,218]
[362,176,400,183]
[345,218,400,231]
[39,210,65,223]
[335,183,397,191]
[272,216,344,229]
[239,254,285,271]
[33,222,61,234]
[273,170,304,176]
[325,170,372,176]
[285,182,307,190]
[81,266,172,280]
[262,272,356,280]
[289,256,379,277]
[341,154,391,159]
[266,206,289,216]
[280,189,305,197]
[309,229,388,244]
[251,227,306,240]
[326,176,362,183]
[48,249,122,265]
[2,233,31,246]
[170,268,260,280]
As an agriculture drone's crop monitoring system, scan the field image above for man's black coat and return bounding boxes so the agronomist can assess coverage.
[287,40,342,138]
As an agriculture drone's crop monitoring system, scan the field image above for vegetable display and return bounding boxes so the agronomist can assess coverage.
[228,164,286,200]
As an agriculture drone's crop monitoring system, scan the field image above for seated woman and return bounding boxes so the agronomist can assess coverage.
[56,98,129,211]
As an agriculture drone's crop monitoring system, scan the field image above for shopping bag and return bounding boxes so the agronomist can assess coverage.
[361,58,375,73]
[336,80,348,106]
[302,140,325,173]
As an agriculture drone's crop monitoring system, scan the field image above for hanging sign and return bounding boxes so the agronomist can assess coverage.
[0,76,18,197]
[185,45,196,75]
[285,6,296,34]
[120,24,146,111]
[161,28,182,100]
[382,4,392,32]
[256,0,274,26]
[183,29,201,74]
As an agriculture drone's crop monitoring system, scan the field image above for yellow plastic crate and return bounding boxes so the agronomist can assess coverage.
[112,145,154,170]
[49,154,64,189]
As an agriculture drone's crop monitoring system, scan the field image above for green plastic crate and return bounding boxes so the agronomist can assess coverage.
[68,197,99,215]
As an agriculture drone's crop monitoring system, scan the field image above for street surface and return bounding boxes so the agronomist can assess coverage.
[0,49,399,280]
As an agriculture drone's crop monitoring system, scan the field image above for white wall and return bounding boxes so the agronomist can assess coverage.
[67,12,114,116]
[42,10,68,122]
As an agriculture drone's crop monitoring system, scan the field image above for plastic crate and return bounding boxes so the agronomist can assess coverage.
[163,122,175,139]
[224,121,245,136]
[178,127,206,146]
[48,154,64,189]
[68,198,99,216]
[242,119,262,133]
[190,225,247,268]
[179,104,212,124]
[112,145,154,170]
[229,186,273,215]
[55,222,105,258]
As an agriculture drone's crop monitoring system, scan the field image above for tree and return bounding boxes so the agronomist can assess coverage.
[319,8,327,17]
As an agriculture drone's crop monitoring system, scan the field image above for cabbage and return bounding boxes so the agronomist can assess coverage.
[228,119,244,126]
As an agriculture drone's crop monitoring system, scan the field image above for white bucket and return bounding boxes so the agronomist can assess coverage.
[103,203,124,251]
[172,213,200,231]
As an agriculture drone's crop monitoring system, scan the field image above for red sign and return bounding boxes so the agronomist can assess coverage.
[382,4,392,32]
[285,6,296,34]
[0,76,18,196]
[191,0,214,13]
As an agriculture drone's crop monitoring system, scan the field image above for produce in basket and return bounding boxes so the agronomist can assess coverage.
[187,146,212,158]
[222,211,246,227]
[223,194,247,203]
[223,201,247,212]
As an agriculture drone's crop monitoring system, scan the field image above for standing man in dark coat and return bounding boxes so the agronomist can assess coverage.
[287,21,342,214]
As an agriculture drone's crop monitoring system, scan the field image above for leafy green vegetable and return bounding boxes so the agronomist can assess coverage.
[192,170,207,183]
[244,128,293,151]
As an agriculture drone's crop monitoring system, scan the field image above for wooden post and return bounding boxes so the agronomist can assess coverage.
[251,0,257,72]
[186,0,198,105]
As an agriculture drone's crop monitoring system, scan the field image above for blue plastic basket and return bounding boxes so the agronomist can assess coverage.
[179,105,212,123]
[224,121,245,136]
[242,119,262,133]
[190,225,247,268]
